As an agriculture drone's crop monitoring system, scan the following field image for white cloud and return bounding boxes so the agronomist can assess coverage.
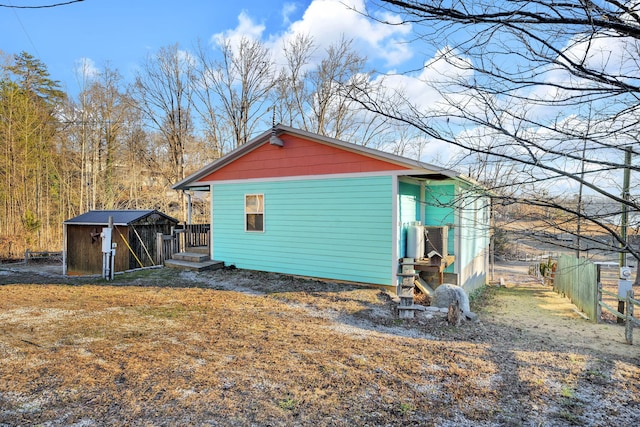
[73,57,99,82]
[281,2,298,26]
[369,47,478,120]
[282,0,412,67]
[563,33,640,82]
[177,48,197,69]
[212,0,414,69]
[211,11,266,49]
[513,30,640,118]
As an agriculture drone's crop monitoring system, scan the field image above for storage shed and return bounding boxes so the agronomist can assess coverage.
[63,210,179,275]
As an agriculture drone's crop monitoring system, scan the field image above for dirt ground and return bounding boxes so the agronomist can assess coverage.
[486,262,638,361]
[0,260,638,426]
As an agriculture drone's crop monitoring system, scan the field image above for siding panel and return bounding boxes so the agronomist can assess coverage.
[212,176,394,285]
[199,135,410,181]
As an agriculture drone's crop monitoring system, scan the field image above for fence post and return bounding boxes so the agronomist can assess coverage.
[156,233,163,265]
[170,226,177,254]
[596,281,603,324]
[626,290,634,345]
[596,265,602,324]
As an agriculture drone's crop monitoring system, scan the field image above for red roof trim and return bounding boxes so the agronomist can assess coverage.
[196,133,411,182]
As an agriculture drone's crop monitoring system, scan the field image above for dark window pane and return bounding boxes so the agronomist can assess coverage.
[246,214,264,231]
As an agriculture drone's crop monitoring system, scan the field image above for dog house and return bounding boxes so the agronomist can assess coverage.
[63,210,179,275]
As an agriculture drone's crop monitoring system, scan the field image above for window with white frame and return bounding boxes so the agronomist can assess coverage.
[245,194,264,232]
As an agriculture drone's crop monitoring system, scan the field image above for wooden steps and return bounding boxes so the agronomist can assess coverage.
[164,246,224,272]
[164,258,224,271]
[172,252,210,263]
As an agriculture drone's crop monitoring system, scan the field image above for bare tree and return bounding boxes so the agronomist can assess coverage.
[349,0,640,264]
[275,34,393,144]
[272,33,316,131]
[192,40,227,159]
[309,36,369,139]
[133,44,195,185]
[196,36,276,149]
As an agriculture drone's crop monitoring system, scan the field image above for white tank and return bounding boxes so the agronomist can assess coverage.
[406,224,424,259]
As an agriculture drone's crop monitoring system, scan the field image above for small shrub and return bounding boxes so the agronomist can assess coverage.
[561,385,575,399]
[278,397,297,411]
[398,402,415,415]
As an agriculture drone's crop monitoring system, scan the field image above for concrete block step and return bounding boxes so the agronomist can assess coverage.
[164,259,224,272]
[172,252,209,263]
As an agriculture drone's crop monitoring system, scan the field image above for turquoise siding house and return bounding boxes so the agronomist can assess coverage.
[173,125,490,292]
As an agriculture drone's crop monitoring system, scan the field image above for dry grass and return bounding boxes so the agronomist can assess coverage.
[0,266,638,426]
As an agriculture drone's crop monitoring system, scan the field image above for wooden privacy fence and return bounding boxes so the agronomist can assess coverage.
[552,254,640,344]
[181,223,210,247]
[553,254,598,321]
[155,224,210,265]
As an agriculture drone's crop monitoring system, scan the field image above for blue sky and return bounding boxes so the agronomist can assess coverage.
[3,0,455,161]
[2,0,414,95]
[4,0,630,196]
[2,0,304,93]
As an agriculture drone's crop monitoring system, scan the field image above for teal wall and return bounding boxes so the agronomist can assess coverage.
[422,182,490,290]
[457,191,491,291]
[457,193,490,267]
[212,175,394,285]
[424,184,456,271]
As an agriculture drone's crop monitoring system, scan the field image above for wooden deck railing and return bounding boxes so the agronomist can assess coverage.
[155,224,210,264]
[181,223,210,248]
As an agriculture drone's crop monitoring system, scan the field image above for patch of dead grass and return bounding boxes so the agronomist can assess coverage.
[0,267,638,426]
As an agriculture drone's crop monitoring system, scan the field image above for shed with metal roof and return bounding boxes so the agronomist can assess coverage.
[63,210,179,275]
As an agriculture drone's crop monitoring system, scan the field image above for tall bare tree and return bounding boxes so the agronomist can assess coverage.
[350,0,640,264]
[274,34,394,145]
[133,44,194,186]
[82,66,143,209]
[196,36,276,149]
[308,36,369,139]
[272,33,316,131]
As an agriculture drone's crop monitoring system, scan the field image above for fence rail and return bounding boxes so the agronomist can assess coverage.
[598,286,639,344]
[24,250,63,263]
[155,224,210,265]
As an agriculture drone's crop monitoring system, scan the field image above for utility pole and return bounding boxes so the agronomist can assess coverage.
[620,146,632,267]
[618,146,632,323]
[576,134,588,258]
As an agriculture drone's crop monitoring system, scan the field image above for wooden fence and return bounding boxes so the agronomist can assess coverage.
[551,255,640,344]
[598,283,640,345]
[181,223,210,247]
[155,224,210,265]
[24,250,63,263]
[553,254,598,321]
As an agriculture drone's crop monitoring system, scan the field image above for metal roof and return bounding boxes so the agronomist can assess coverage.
[63,210,178,226]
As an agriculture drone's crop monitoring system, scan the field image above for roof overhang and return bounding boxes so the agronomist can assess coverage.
[63,209,179,226]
